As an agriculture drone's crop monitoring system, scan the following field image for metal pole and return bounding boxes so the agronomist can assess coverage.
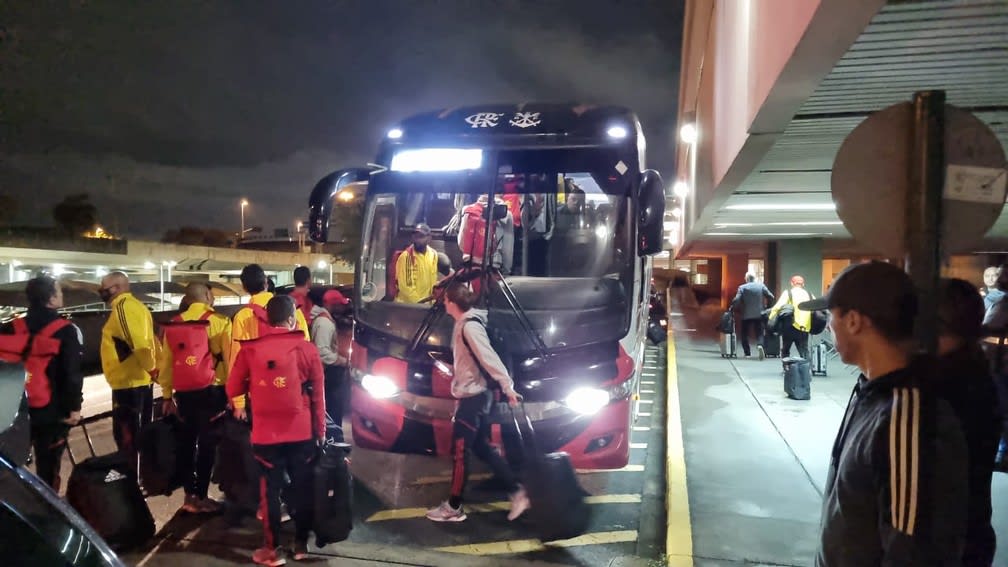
[159,264,165,311]
[241,204,245,238]
[903,90,946,354]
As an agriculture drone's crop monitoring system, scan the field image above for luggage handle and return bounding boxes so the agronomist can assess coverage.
[509,403,541,456]
[66,421,97,467]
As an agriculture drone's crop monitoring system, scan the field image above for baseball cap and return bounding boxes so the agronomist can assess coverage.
[798,261,916,320]
[323,289,350,306]
[413,223,431,236]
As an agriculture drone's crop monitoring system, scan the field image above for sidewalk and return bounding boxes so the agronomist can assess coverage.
[670,290,1008,566]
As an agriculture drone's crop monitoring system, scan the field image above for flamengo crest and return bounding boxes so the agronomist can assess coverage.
[465,112,504,128]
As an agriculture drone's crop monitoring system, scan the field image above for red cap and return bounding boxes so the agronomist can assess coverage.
[323,289,350,306]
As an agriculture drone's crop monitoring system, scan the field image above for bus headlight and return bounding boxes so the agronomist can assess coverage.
[361,374,400,399]
[564,387,610,416]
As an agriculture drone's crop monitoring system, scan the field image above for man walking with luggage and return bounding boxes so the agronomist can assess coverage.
[159,282,231,514]
[229,264,309,421]
[0,276,83,490]
[227,296,325,565]
[99,271,157,477]
[425,282,529,523]
[769,275,813,360]
[730,273,774,359]
[799,262,968,566]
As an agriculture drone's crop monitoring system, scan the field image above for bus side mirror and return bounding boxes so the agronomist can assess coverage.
[637,169,665,256]
[308,167,375,242]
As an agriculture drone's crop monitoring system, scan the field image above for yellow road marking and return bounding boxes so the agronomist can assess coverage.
[413,463,644,485]
[433,530,638,555]
[666,325,694,566]
[366,494,642,522]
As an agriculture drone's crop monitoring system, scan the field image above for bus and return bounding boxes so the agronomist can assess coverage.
[308,104,665,469]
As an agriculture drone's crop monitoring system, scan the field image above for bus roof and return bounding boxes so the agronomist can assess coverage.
[381,103,641,149]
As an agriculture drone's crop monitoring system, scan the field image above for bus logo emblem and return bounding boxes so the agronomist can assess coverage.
[465,112,503,128]
[509,112,541,128]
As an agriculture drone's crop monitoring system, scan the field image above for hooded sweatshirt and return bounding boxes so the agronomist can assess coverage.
[450,309,515,399]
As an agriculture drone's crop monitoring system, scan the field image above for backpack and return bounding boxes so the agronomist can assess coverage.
[770,290,796,332]
[0,317,71,409]
[161,311,216,392]
[246,333,310,417]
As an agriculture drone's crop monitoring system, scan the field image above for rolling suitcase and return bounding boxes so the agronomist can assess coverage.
[313,442,353,547]
[65,422,155,551]
[647,319,667,345]
[761,330,781,358]
[513,405,590,542]
[782,357,811,400]
[138,414,183,496]
[212,417,260,515]
[719,332,737,358]
[810,343,828,377]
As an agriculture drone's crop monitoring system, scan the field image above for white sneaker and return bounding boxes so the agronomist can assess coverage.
[757,345,766,360]
[507,487,530,521]
[425,501,467,522]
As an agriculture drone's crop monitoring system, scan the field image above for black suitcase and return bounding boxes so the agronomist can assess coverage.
[212,418,259,514]
[762,330,781,358]
[783,357,811,400]
[66,423,155,551]
[313,442,353,547]
[138,415,183,496]
[513,406,590,542]
[646,319,666,345]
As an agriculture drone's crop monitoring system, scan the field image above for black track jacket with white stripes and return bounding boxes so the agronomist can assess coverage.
[816,357,969,566]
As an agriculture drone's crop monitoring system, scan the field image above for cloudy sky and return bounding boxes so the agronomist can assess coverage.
[0,1,684,239]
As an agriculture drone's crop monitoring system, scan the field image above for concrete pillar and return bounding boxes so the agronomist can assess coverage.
[776,239,824,297]
[766,242,779,295]
[723,253,749,308]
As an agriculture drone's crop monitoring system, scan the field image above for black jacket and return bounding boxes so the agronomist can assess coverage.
[1,307,84,423]
[816,357,968,566]
[730,281,774,321]
[936,346,1000,566]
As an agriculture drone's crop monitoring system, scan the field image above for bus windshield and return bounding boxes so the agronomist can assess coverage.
[354,149,636,346]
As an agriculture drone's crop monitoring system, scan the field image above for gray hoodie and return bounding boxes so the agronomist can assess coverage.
[450,309,515,399]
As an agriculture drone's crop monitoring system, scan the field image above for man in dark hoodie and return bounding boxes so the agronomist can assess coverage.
[935,278,1000,566]
[799,261,968,566]
[0,276,84,490]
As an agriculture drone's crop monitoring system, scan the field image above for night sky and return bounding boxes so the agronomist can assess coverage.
[1,1,684,239]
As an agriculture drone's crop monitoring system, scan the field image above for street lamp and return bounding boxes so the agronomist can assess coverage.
[240,199,249,239]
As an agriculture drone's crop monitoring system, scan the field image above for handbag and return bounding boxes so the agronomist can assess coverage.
[769,290,795,332]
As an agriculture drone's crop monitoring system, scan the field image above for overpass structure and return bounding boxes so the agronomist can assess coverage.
[671,0,1008,304]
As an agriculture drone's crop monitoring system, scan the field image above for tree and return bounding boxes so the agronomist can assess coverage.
[161,226,233,247]
[51,193,97,237]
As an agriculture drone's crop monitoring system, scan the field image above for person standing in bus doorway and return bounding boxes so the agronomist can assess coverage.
[730,273,775,359]
[159,282,231,514]
[426,282,530,523]
[934,278,999,567]
[227,295,326,566]
[394,223,439,303]
[0,276,83,491]
[288,266,313,322]
[769,275,813,360]
[99,271,157,478]
[307,286,350,441]
[801,261,968,566]
[228,264,309,421]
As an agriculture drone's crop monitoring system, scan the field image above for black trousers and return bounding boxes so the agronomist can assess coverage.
[739,318,764,357]
[112,384,153,476]
[782,325,810,360]
[175,385,227,498]
[252,440,316,549]
[323,365,347,442]
[450,390,518,504]
[29,415,69,491]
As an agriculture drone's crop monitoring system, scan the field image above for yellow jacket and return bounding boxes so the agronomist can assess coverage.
[394,245,439,303]
[769,286,814,332]
[228,291,309,408]
[157,302,232,399]
[101,292,157,390]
